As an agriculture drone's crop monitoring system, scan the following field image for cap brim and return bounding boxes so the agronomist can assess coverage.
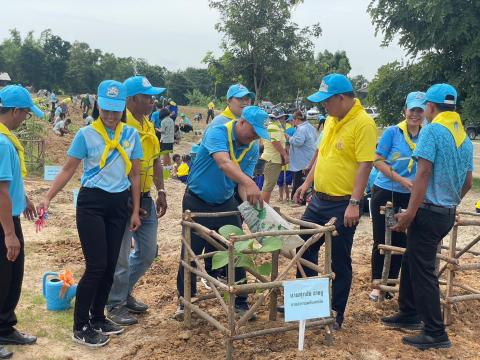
[98,97,126,112]
[406,100,426,110]
[231,90,256,100]
[307,91,334,103]
[143,87,167,96]
[31,105,45,118]
[253,125,270,141]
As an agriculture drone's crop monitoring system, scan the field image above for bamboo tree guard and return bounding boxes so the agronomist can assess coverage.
[179,209,337,359]
[374,204,480,325]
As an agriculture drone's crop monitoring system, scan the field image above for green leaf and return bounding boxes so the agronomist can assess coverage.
[218,225,244,239]
[234,239,254,252]
[257,263,273,276]
[258,237,283,253]
[212,251,229,270]
[223,291,229,303]
[235,253,255,270]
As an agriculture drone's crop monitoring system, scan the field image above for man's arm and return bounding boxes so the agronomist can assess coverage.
[153,157,167,218]
[344,162,372,227]
[0,182,20,262]
[461,171,473,199]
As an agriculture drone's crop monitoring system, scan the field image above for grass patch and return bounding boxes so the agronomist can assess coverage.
[472,177,480,192]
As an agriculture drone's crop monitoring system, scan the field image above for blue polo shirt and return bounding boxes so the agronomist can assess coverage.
[413,123,473,208]
[151,111,160,128]
[374,125,419,193]
[188,123,259,204]
[68,124,143,193]
[0,135,26,216]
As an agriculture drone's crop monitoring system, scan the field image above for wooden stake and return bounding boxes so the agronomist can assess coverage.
[269,250,279,321]
[444,225,457,325]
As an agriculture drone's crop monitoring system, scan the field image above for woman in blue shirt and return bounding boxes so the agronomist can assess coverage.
[369,91,425,301]
[38,80,143,347]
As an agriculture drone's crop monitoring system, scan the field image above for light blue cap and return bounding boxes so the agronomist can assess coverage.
[241,105,270,140]
[124,76,166,97]
[286,114,293,122]
[307,73,353,103]
[97,80,127,112]
[424,83,457,105]
[405,91,426,110]
[226,83,255,100]
[0,85,44,118]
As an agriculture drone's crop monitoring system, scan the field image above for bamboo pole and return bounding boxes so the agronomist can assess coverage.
[189,210,240,218]
[438,280,480,294]
[454,263,480,271]
[192,293,217,303]
[183,212,192,327]
[281,250,324,274]
[440,245,480,256]
[269,250,279,321]
[438,234,480,276]
[457,211,480,217]
[179,297,230,335]
[379,203,393,302]
[444,226,457,325]
[226,243,235,360]
[378,244,458,264]
[230,228,330,242]
[445,294,480,303]
[456,219,480,227]
[376,284,399,293]
[181,261,229,291]
[182,221,231,247]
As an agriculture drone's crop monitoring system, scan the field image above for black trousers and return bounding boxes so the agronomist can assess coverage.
[398,207,455,337]
[0,217,24,336]
[206,110,215,124]
[290,170,305,201]
[74,188,129,330]
[370,186,410,280]
[177,190,247,305]
[296,193,357,325]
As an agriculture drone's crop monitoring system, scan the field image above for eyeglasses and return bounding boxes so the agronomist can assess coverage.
[16,108,32,119]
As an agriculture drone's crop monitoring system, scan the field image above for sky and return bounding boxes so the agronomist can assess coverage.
[0,0,406,80]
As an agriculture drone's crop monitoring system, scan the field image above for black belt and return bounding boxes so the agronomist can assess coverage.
[419,203,456,215]
[315,191,350,202]
[141,191,151,198]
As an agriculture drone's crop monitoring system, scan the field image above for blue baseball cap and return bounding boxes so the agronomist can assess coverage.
[124,76,166,97]
[424,83,457,105]
[97,80,127,112]
[241,105,270,140]
[226,84,255,100]
[0,85,44,118]
[405,91,426,110]
[307,73,353,103]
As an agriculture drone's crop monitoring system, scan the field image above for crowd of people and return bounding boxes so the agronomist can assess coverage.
[0,71,473,358]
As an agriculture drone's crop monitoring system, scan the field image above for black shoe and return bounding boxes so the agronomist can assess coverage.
[402,332,451,350]
[235,303,257,321]
[107,305,138,326]
[0,347,12,359]
[332,321,341,331]
[90,318,124,335]
[381,312,423,330]
[174,304,184,321]
[0,330,37,345]
[72,324,110,348]
[126,294,148,314]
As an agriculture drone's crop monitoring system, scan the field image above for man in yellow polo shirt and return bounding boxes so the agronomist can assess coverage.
[294,74,377,329]
[107,76,168,325]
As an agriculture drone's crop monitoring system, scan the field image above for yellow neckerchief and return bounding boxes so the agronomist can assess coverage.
[432,111,466,148]
[126,109,160,157]
[397,120,419,172]
[225,120,253,166]
[0,122,27,178]
[221,106,236,121]
[91,119,132,175]
[319,98,363,157]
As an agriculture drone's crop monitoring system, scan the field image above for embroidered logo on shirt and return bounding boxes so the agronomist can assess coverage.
[123,140,130,148]
[106,86,119,98]
[335,140,345,150]
[142,78,151,87]
[319,81,329,92]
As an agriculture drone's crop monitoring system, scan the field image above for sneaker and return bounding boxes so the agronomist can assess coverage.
[402,332,451,350]
[90,318,124,335]
[201,277,212,291]
[72,324,110,348]
[234,303,257,321]
[381,312,423,330]
[126,294,148,314]
[0,346,13,359]
[174,304,184,321]
[107,305,138,326]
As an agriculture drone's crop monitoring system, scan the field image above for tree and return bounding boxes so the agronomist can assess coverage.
[40,30,71,91]
[368,0,480,122]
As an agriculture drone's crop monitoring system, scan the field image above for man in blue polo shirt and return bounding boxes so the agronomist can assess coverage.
[175,106,269,320]
[383,84,473,350]
[0,85,43,359]
[208,83,255,128]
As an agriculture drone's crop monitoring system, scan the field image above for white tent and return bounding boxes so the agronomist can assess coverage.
[0,73,11,81]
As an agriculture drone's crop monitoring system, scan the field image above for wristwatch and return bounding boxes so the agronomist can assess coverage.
[349,198,360,206]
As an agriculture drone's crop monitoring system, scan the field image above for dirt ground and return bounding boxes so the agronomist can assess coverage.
[6,106,480,359]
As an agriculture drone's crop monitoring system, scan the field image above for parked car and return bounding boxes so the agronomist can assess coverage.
[365,107,379,120]
[306,107,320,120]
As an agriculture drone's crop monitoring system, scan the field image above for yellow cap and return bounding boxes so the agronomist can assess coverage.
[475,200,480,209]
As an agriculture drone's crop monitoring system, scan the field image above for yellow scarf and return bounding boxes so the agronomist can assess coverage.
[319,98,363,157]
[126,110,160,158]
[432,111,466,148]
[221,106,236,121]
[0,122,27,178]
[397,120,418,172]
[91,119,132,175]
[225,120,253,165]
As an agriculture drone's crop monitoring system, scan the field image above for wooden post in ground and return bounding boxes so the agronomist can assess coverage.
[226,243,236,360]
[324,230,334,345]
[379,202,393,302]
[183,211,192,327]
[444,225,458,325]
[269,250,280,321]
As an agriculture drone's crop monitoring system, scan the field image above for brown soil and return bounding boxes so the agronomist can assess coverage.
[9,106,480,359]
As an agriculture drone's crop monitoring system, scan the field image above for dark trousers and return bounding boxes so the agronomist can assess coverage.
[296,193,357,324]
[290,170,305,201]
[74,188,129,330]
[177,190,247,305]
[0,217,24,336]
[206,110,215,124]
[370,186,410,280]
[398,207,455,336]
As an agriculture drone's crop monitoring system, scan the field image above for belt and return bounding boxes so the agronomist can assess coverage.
[419,203,456,215]
[141,191,151,198]
[315,191,350,202]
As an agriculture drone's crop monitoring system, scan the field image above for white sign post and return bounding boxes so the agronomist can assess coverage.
[44,165,62,181]
[283,278,330,351]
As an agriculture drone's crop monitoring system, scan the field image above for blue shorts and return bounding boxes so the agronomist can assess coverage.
[277,170,293,186]
[254,175,264,190]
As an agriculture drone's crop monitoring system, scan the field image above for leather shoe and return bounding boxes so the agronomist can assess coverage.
[0,347,13,359]
[381,312,423,330]
[126,295,148,314]
[402,332,451,350]
[0,330,37,345]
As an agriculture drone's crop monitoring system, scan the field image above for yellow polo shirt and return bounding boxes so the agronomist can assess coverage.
[261,121,286,164]
[126,109,160,192]
[208,102,215,110]
[314,99,377,196]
